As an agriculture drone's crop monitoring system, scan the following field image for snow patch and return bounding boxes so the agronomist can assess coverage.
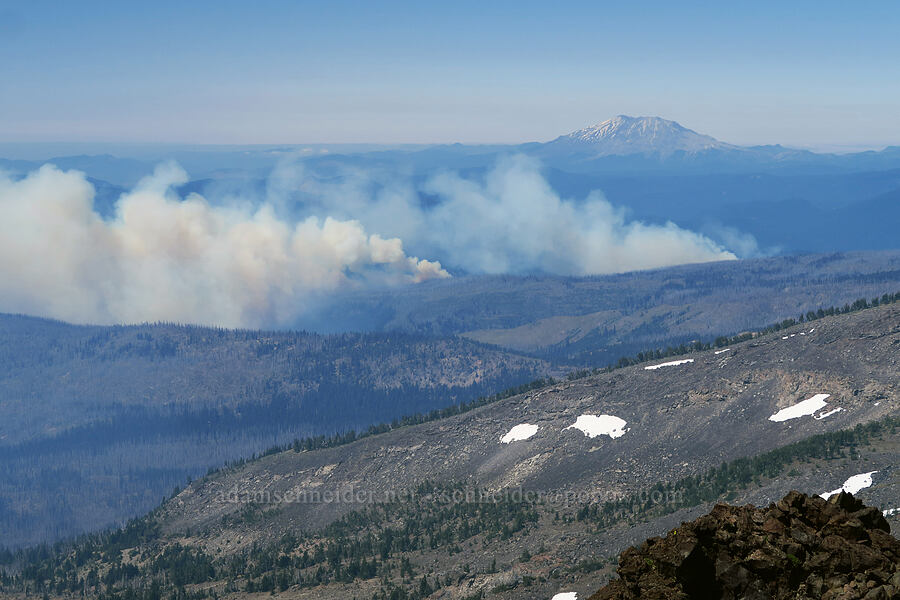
[500,424,539,444]
[565,414,628,439]
[768,394,831,422]
[814,407,843,420]
[714,348,731,354]
[820,472,878,500]
[644,358,694,370]
[551,593,578,600]
[884,507,900,517]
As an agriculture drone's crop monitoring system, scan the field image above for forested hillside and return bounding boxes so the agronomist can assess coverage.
[0,318,550,547]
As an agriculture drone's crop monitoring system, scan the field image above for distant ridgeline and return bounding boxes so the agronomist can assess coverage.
[606,292,900,370]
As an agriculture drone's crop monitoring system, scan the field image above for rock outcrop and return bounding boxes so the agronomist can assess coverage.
[590,491,900,600]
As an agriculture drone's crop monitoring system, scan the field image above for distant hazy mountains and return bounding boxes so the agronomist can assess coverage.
[529,115,900,174]
[2,116,899,258]
[301,251,900,362]
[4,114,900,182]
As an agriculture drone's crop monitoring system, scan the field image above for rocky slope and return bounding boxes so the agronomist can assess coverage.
[589,491,900,600]
[161,303,898,542]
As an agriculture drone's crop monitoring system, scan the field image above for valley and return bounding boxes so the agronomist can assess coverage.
[2,300,896,600]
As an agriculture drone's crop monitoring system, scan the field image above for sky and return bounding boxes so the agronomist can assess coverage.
[1,0,900,148]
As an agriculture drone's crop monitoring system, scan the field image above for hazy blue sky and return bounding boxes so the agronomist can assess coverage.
[1,0,899,147]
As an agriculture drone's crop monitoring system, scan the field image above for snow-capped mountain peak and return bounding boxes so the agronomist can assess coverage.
[551,115,732,156]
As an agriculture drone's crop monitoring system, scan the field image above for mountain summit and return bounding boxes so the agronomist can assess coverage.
[549,115,733,156]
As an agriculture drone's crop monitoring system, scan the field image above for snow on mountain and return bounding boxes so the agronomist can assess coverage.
[547,115,735,157]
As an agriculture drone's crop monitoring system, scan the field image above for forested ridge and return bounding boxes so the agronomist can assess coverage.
[0,319,549,548]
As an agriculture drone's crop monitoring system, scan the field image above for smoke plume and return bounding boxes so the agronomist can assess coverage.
[0,163,447,327]
[283,154,737,276]
[0,155,739,328]
[420,156,736,274]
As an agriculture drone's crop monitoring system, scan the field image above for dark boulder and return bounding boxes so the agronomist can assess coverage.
[590,491,900,600]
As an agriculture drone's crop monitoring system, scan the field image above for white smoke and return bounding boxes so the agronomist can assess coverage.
[0,163,448,327]
[421,156,736,274]
[0,155,739,328]
[703,224,781,259]
[281,155,737,276]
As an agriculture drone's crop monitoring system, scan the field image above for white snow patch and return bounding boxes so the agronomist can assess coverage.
[814,407,843,420]
[769,394,831,422]
[644,358,694,370]
[714,348,731,354]
[809,328,815,333]
[875,402,881,407]
[551,593,578,600]
[782,336,789,340]
[500,424,539,444]
[820,471,878,500]
[884,507,900,517]
[565,414,628,439]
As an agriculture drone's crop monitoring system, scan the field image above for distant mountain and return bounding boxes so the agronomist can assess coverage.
[546,115,734,157]
[522,116,900,176]
[4,122,899,262]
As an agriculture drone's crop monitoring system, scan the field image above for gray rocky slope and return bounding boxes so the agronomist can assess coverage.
[161,304,899,548]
